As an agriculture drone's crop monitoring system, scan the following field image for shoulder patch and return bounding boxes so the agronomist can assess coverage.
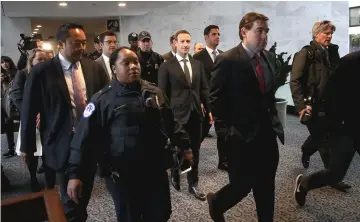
[83,103,96,118]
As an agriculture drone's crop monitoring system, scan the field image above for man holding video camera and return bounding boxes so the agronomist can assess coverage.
[290,20,350,191]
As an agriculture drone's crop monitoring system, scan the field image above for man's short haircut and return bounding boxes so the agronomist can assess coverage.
[312,20,336,39]
[204,25,219,36]
[56,23,84,42]
[174,30,191,40]
[238,12,269,40]
[98,30,117,43]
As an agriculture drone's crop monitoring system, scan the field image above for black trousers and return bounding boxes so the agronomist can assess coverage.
[105,170,171,222]
[214,122,227,165]
[212,125,279,222]
[302,135,359,190]
[302,116,331,168]
[44,164,97,222]
[172,111,202,187]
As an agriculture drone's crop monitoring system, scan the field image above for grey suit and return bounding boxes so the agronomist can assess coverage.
[95,55,112,80]
[162,51,175,61]
[209,43,284,221]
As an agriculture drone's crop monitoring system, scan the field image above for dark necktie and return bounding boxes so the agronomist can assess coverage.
[253,54,266,94]
[182,59,191,84]
[71,63,86,123]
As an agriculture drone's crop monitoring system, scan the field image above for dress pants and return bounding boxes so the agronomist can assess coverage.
[44,163,97,222]
[301,135,358,190]
[201,114,212,142]
[172,111,202,187]
[214,122,227,165]
[105,169,171,222]
[212,124,279,222]
[301,116,331,168]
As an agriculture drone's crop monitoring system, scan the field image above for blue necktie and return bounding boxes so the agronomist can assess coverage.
[212,50,217,61]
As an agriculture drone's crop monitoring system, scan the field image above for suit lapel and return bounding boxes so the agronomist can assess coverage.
[53,56,72,107]
[99,56,110,78]
[80,59,93,100]
[237,43,257,77]
[189,57,198,87]
[202,50,214,65]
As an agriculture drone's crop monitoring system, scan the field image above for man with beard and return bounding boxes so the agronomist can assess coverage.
[136,31,164,85]
[207,12,284,222]
[96,30,118,80]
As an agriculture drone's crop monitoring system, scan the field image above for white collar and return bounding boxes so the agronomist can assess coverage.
[58,52,74,70]
[175,53,190,62]
[171,51,176,56]
[102,54,110,62]
[206,45,218,56]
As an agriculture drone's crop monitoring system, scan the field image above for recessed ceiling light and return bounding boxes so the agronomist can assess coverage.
[36,25,42,28]
[59,2,67,7]
[33,31,38,34]
[34,28,39,31]
[118,3,126,7]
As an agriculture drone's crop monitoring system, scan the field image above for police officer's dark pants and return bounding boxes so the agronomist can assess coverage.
[302,116,331,168]
[105,170,171,222]
[301,135,358,191]
[44,163,97,222]
[211,125,279,222]
[183,111,202,187]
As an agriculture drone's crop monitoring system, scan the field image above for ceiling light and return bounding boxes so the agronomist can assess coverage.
[34,28,39,31]
[33,31,38,34]
[36,25,42,28]
[59,2,67,7]
[118,3,126,7]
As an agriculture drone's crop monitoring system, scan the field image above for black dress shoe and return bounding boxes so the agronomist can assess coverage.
[217,163,228,171]
[189,186,206,201]
[207,193,225,222]
[37,165,45,174]
[3,150,16,158]
[330,181,352,192]
[301,153,310,169]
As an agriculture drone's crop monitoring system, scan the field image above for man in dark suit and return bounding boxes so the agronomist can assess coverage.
[162,34,177,61]
[294,50,360,207]
[207,13,284,222]
[95,30,118,80]
[20,23,109,222]
[193,25,227,171]
[158,30,213,201]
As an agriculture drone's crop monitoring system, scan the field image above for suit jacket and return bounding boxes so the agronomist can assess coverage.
[20,55,109,171]
[9,69,27,113]
[158,56,211,125]
[95,55,112,81]
[162,51,175,61]
[210,43,284,143]
[193,48,223,82]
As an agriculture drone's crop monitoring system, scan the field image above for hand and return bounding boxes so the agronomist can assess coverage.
[67,179,83,204]
[299,108,311,120]
[1,73,5,82]
[36,113,40,129]
[183,150,194,166]
[201,103,205,116]
[208,112,214,125]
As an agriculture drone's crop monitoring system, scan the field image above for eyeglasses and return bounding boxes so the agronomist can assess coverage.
[104,40,119,45]
[70,40,87,47]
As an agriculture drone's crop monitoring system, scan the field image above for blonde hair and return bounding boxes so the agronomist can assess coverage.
[312,20,336,39]
[26,48,45,73]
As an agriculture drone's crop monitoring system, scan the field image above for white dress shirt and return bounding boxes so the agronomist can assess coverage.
[102,54,112,79]
[176,53,193,83]
[205,46,219,63]
[58,52,87,120]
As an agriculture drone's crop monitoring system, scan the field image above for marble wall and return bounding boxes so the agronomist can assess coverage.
[119,1,349,105]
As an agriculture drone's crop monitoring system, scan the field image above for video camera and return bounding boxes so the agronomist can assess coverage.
[17,33,42,55]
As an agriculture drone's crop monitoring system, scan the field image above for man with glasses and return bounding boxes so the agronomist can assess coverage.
[96,30,118,80]
[290,20,350,192]
[136,31,164,85]
[19,23,109,222]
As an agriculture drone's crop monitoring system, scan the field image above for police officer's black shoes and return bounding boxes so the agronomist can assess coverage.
[301,153,310,169]
[207,192,225,222]
[294,174,307,207]
[2,150,16,158]
[189,186,206,201]
[330,181,352,192]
